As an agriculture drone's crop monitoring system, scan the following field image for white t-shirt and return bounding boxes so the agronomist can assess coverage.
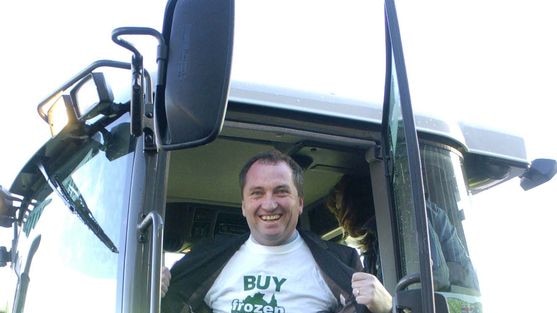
[205,232,338,313]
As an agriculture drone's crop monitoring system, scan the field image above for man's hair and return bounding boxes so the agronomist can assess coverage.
[239,150,304,198]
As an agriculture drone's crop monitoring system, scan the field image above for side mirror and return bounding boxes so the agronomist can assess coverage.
[520,158,557,190]
[37,60,130,137]
[157,0,234,150]
[44,73,114,137]
[46,94,78,137]
[70,72,115,120]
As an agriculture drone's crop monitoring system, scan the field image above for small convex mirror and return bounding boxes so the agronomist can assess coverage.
[71,72,114,120]
[158,0,234,150]
[47,94,76,137]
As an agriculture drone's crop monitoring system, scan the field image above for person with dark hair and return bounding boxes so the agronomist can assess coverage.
[326,175,379,275]
[326,174,479,291]
[161,150,392,313]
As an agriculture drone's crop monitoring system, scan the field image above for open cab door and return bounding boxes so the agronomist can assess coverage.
[383,1,484,312]
[382,0,438,312]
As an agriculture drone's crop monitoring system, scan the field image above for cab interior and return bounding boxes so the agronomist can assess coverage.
[162,114,382,254]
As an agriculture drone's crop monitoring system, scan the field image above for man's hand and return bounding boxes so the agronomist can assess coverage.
[161,266,171,298]
[352,272,392,313]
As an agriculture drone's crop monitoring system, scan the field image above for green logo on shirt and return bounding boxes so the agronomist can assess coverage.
[230,275,288,312]
[231,293,285,313]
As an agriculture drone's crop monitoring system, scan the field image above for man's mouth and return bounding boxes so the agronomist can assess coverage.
[260,214,281,221]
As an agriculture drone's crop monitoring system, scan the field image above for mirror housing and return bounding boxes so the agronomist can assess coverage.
[520,158,557,190]
[157,0,234,150]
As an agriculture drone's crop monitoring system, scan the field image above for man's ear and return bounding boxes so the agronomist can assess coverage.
[298,197,304,215]
[241,201,246,217]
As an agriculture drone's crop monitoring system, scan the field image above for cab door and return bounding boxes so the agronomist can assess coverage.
[382,0,436,312]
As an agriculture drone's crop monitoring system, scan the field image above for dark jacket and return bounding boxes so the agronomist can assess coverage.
[161,230,371,313]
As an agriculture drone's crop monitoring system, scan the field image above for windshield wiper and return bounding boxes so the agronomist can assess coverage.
[37,161,119,253]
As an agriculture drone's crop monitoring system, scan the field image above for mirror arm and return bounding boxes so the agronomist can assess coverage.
[130,54,144,137]
[112,27,166,59]
[111,27,167,138]
[142,69,158,150]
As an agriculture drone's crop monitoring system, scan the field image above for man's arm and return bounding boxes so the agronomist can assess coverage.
[428,202,480,290]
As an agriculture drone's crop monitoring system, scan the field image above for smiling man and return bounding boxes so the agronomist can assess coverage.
[239,152,304,246]
[162,150,392,313]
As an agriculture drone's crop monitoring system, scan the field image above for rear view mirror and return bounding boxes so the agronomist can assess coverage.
[157,0,234,150]
[520,158,557,190]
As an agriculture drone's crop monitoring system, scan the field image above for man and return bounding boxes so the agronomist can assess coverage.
[161,150,392,313]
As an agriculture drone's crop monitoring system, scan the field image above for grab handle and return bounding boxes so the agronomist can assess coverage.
[138,212,164,313]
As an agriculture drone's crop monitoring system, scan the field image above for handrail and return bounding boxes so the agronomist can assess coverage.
[137,212,164,313]
[395,272,421,292]
[392,273,421,313]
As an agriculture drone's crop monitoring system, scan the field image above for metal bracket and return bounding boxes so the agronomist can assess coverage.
[111,27,167,139]
[365,141,383,163]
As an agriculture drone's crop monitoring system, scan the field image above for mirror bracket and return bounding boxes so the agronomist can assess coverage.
[111,27,167,138]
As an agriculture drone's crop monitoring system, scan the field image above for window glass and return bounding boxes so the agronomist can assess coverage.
[390,141,481,293]
[17,117,134,313]
[421,144,480,293]
[384,55,419,281]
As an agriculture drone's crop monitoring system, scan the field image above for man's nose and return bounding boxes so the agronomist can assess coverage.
[260,194,278,211]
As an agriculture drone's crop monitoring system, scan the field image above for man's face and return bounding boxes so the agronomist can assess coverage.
[241,160,303,246]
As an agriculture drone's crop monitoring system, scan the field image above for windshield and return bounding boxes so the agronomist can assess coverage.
[12,115,134,313]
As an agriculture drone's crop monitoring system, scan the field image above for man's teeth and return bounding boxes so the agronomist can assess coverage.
[261,215,280,221]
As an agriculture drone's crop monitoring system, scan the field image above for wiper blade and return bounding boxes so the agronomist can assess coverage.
[37,161,118,253]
